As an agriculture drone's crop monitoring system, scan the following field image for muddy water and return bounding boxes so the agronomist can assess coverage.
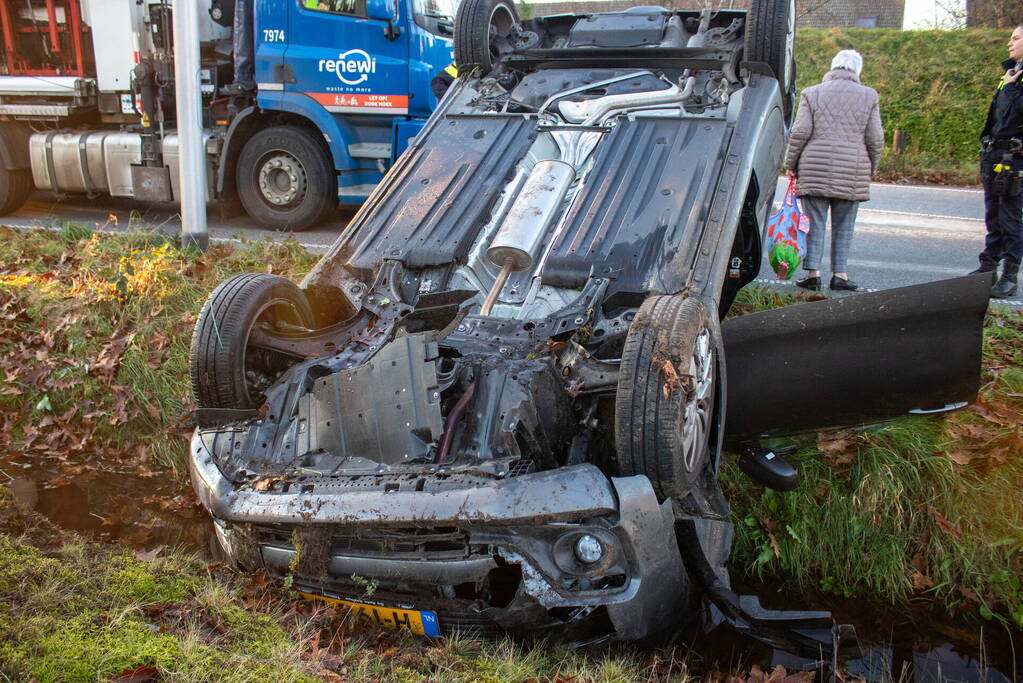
[7,475,1019,680]
[689,597,1018,681]
[7,471,209,551]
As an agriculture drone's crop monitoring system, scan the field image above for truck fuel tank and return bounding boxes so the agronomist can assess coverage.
[29,131,213,201]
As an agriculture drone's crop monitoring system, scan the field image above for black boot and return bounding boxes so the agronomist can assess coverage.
[991,261,1019,298]
[970,259,998,275]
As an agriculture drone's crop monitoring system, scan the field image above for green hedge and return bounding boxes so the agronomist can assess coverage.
[795,28,1012,183]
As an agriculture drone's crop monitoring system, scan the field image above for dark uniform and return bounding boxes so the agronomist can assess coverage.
[978,58,1023,297]
[431,63,459,101]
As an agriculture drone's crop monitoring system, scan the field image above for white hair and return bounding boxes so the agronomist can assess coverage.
[830,49,864,76]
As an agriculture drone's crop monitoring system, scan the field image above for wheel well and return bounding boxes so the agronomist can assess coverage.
[718,174,763,317]
[219,111,335,198]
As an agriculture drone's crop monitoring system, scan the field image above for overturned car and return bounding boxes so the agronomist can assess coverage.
[187,0,989,648]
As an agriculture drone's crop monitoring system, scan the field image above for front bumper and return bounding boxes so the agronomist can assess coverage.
[190,431,690,639]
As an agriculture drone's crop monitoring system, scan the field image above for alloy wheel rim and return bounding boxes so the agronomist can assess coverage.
[681,328,714,473]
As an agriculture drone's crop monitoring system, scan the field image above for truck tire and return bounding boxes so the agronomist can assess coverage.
[0,122,32,215]
[236,125,336,232]
[745,0,796,121]
[454,0,520,76]
[0,166,31,215]
[614,296,717,501]
[190,273,313,409]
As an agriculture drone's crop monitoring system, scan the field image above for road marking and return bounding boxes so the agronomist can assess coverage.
[859,208,984,221]
[872,183,982,195]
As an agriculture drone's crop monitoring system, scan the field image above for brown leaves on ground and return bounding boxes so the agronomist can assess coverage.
[758,515,782,559]
[909,552,935,592]
[942,406,1020,473]
[922,505,962,539]
[92,330,136,381]
[816,428,861,473]
[0,271,195,548]
[708,664,816,683]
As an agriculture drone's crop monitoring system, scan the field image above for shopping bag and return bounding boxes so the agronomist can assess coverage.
[765,178,810,280]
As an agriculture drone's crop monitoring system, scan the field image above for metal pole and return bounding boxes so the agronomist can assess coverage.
[173,0,209,250]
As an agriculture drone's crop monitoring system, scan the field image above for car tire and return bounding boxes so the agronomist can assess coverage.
[190,273,313,409]
[614,296,717,501]
[745,0,796,122]
[236,125,337,232]
[454,0,520,76]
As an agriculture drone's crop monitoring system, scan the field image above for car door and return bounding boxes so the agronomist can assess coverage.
[283,0,410,116]
[722,275,990,441]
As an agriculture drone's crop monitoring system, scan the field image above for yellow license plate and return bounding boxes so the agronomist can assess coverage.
[300,592,441,637]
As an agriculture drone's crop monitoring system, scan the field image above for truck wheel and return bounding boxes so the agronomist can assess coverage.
[745,0,796,122]
[236,126,336,231]
[614,296,717,501]
[454,0,520,76]
[190,273,313,409]
[0,166,31,215]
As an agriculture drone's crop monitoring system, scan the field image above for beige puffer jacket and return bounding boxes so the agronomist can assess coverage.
[784,69,884,202]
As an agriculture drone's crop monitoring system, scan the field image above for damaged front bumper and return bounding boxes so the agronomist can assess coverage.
[190,433,692,639]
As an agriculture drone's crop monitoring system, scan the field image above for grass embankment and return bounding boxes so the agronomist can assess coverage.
[795,28,1011,186]
[0,226,699,681]
[0,227,1020,677]
[0,487,695,681]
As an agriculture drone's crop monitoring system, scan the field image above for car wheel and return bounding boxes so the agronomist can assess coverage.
[190,273,313,409]
[614,296,717,501]
[236,125,337,232]
[745,0,796,122]
[454,0,520,76]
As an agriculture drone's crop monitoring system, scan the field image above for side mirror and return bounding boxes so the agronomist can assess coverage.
[366,0,395,22]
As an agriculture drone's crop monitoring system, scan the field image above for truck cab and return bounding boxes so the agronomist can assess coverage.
[232,0,455,224]
[0,0,455,231]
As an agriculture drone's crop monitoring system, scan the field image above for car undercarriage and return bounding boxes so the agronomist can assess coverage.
[186,0,989,654]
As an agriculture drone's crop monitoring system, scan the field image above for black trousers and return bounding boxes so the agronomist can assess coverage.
[232,0,256,91]
[981,151,1023,266]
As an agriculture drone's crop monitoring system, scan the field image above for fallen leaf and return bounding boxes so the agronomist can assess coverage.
[948,450,977,466]
[910,570,934,591]
[923,505,962,538]
[758,516,782,559]
[92,332,136,381]
[112,667,159,682]
[818,438,851,453]
[251,477,282,492]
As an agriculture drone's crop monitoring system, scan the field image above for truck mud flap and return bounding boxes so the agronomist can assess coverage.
[721,275,990,441]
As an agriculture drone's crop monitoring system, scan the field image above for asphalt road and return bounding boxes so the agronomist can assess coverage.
[4,181,1020,307]
[765,179,1023,306]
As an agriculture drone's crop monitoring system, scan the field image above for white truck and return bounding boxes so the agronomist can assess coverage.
[0,0,454,231]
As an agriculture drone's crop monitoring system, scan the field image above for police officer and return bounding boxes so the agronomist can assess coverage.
[975,24,1023,298]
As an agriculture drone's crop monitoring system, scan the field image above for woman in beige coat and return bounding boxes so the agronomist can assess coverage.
[784,49,884,292]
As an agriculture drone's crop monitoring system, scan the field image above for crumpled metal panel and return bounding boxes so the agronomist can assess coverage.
[305,334,443,464]
[541,118,728,293]
[605,476,688,638]
[336,116,537,274]
[189,443,619,524]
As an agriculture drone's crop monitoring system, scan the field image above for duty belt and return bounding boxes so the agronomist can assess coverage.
[983,137,1023,152]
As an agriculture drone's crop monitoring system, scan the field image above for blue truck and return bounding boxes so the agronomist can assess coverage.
[0,0,455,231]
